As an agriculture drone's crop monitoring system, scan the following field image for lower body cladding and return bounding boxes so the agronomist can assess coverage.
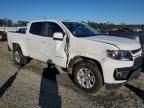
[101,56,142,84]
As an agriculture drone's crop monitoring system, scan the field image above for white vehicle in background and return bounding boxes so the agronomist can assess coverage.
[7,20,142,93]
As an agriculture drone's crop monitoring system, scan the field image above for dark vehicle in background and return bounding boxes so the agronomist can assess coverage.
[0,31,7,41]
[97,29,108,35]
[141,27,144,54]
[108,27,144,54]
[17,28,27,34]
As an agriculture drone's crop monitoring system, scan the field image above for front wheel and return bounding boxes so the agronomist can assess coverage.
[73,61,103,93]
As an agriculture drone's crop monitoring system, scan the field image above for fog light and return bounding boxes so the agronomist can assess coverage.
[114,68,131,80]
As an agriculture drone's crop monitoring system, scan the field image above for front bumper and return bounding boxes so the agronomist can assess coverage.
[114,63,142,80]
[101,56,142,84]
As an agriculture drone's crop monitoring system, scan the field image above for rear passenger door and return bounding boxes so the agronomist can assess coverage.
[27,22,43,59]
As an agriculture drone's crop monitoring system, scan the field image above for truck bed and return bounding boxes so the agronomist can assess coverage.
[7,32,26,50]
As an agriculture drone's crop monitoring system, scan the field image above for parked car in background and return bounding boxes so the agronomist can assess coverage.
[108,29,144,54]
[140,27,144,51]
[108,30,141,41]
[96,29,107,35]
[0,31,7,41]
[17,28,27,34]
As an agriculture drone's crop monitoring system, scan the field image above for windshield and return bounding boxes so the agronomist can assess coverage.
[63,22,100,37]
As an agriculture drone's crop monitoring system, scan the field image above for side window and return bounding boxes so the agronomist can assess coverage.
[29,22,43,35]
[40,23,49,36]
[46,22,64,37]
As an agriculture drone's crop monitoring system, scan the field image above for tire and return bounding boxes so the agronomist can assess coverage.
[13,46,28,65]
[73,61,103,93]
[0,34,2,41]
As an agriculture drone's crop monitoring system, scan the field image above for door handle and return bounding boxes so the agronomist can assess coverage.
[41,42,46,43]
[26,38,30,40]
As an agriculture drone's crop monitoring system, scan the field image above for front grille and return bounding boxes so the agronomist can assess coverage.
[131,48,141,54]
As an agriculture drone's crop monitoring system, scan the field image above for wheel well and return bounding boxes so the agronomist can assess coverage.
[68,56,104,82]
[12,43,21,50]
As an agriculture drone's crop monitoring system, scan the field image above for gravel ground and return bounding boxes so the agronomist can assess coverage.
[0,41,144,108]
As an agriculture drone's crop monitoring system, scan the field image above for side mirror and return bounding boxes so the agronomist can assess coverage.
[53,32,63,40]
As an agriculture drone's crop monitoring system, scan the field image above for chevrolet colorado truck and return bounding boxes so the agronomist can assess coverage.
[7,20,142,93]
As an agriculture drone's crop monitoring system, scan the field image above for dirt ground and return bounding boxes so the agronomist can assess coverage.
[0,41,144,108]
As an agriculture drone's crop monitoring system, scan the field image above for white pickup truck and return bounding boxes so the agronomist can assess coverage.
[7,20,142,93]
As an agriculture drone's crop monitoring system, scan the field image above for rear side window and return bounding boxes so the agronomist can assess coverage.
[29,22,43,35]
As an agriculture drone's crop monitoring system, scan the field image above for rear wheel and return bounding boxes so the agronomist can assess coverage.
[13,46,28,65]
[73,61,103,93]
[0,34,2,40]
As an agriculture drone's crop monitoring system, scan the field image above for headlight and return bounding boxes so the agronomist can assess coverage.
[107,50,133,61]
[134,36,140,42]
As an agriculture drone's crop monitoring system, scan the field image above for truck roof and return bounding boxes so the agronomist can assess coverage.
[29,20,79,24]
[29,19,62,23]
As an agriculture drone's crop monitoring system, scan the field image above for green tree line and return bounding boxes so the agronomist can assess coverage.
[0,18,143,30]
[0,18,29,27]
[87,21,143,31]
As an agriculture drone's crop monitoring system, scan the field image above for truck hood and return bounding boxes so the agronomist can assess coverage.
[82,35,141,50]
